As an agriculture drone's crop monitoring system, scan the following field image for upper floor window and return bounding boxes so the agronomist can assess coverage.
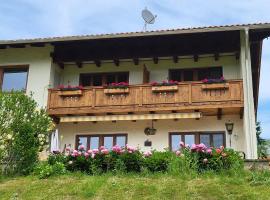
[0,66,28,92]
[80,72,129,87]
[169,67,223,82]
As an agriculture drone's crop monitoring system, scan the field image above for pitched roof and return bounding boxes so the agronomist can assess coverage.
[1,22,270,45]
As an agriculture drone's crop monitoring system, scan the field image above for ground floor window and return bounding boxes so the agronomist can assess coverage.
[76,134,127,150]
[169,132,225,151]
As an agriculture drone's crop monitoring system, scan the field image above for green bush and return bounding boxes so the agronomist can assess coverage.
[119,151,143,172]
[143,151,172,172]
[48,153,67,165]
[0,92,54,175]
[34,162,66,179]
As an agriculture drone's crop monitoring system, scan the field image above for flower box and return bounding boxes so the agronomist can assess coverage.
[152,85,178,93]
[58,90,83,96]
[104,88,130,95]
[201,83,229,90]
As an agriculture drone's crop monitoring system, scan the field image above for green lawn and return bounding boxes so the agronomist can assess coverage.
[0,172,270,200]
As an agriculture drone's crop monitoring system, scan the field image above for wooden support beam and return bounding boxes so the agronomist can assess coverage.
[173,55,178,63]
[193,55,199,62]
[76,62,82,68]
[30,43,45,47]
[240,107,244,119]
[94,60,101,67]
[214,53,219,61]
[217,108,222,120]
[57,62,64,69]
[8,44,26,48]
[133,58,139,65]
[113,59,120,66]
[153,57,158,64]
[235,52,240,60]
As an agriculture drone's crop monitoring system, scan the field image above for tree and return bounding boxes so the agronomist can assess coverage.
[0,92,54,175]
[256,122,270,159]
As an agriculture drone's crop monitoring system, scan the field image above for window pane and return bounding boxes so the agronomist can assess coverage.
[200,134,210,147]
[78,137,87,149]
[80,74,92,86]
[2,70,27,91]
[93,75,102,86]
[116,136,126,147]
[171,135,181,151]
[213,134,224,148]
[106,74,116,84]
[118,73,128,83]
[104,136,113,150]
[185,135,195,146]
[183,70,193,81]
[170,70,182,81]
[209,67,222,79]
[90,137,99,149]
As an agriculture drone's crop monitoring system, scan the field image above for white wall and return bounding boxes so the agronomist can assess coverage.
[58,55,240,86]
[58,115,245,153]
[0,45,53,107]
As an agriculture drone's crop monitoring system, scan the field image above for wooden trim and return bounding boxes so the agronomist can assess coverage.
[151,85,178,92]
[201,83,229,90]
[104,88,129,94]
[75,133,128,149]
[58,90,82,96]
[169,131,226,150]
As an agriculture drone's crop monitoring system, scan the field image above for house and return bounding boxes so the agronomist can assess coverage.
[1,23,270,159]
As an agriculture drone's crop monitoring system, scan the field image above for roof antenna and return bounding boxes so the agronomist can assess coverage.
[142,7,157,31]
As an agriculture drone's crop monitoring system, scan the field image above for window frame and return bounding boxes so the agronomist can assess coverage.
[0,65,29,92]
[79,72,129,87]
[168,131,226,151]
[168,66,223,82]
[75,134,128,150]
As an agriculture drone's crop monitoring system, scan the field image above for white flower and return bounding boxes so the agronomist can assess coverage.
[7,134,12,140]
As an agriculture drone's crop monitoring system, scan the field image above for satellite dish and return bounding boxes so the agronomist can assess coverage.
[142,7,157,31]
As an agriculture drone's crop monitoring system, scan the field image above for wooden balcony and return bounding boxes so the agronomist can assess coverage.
[47,80,244,117]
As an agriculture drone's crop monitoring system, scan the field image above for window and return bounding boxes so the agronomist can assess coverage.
[0,67,28,92]
[169,67,223,82]
[169,132,225,151]
[80,72,129,87]
[76,134,127,150]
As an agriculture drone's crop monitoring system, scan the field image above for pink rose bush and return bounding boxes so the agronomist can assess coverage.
[174,141,243,172]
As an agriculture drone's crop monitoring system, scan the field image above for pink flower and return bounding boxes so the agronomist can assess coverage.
[92,149,99,154]
[179,141,185,147]
[206,149,212,154]
[87,149,93,154]
[78,151,82,156]
[84,152,89,157]
[203,158,208,164]
[185,144,190,148]
[101,149,109,155]
[73,150,78,154]
[175,150,181,156]
[112,145,122,153]
[220,146,224,150]
[216,148,222,154]
[126,145,136,153]
[78,145,85,150]
[191,144,197,151]
[128,150,133,154]
[221,153,227,157]
[99,146,105,150]
[143,151,152,157]
[65,147,71,152]
[91,154,95,158]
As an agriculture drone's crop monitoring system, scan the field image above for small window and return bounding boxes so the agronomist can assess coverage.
[76,134,127,150]
[183,70,194,81]
[80,72,129,87]
[1,67,28,92]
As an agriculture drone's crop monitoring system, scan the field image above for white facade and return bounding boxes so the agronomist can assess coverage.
[0,29,261,159]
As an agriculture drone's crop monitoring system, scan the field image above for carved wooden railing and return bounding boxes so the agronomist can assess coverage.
[47,80,243,116]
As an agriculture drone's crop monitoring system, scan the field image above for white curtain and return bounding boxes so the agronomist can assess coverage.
[50,129,59,152]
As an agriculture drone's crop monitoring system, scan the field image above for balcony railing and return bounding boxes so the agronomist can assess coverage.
[47,80,243,116]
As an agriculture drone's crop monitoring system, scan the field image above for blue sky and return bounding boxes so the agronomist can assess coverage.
[0,0,270,138]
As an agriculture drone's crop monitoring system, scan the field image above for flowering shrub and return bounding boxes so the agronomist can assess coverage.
[57,85,83,91]
[43,143,243,177]
[0,92,54,175]
[34,161,66,179]
[106,82,129,89]
[151,80,178,86]
[176,142,243,172]
[202,76,225,84]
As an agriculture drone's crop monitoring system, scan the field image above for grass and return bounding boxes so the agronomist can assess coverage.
[0,171,270,200]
